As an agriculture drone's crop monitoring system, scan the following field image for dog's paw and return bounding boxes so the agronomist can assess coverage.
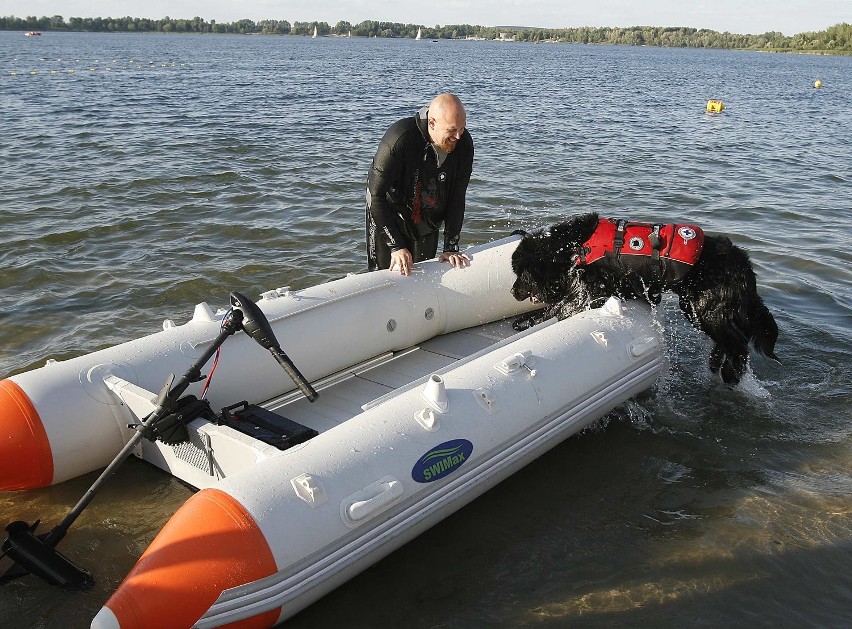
[512,314,538,331]
[709,346,724,373]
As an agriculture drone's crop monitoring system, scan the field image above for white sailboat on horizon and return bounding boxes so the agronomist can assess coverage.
[312,25,318,38]
[415,26,422,40]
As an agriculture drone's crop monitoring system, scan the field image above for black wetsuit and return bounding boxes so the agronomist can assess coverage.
[366,106,474,271]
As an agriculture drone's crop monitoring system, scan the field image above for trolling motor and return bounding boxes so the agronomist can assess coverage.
[0,291,317,587]
[230,291,317,402]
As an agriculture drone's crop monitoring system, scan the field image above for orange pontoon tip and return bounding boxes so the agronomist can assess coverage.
[94,488,279,629]
[0,379,54,490]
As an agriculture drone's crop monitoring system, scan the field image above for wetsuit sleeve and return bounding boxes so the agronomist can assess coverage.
[367,124,407,251]
[442,134,474,253]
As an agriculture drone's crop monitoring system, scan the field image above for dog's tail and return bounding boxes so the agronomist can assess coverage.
[750,298,781,363]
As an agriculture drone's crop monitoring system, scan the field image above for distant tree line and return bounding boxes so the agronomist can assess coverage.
[2,15,850,53]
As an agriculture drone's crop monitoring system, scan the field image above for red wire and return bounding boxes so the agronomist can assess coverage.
[200,346,222,399]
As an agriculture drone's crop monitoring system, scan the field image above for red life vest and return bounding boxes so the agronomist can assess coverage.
[577,218,704,284]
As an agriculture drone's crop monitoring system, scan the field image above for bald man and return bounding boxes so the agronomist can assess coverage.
[366,93,474,275]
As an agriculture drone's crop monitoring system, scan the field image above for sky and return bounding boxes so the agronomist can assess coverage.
[7,1,850,36]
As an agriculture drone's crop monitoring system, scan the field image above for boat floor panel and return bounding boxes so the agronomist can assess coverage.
[267,318,519,433]
[355,349,454,389]
[268,378,390,433]
[418,319,517,358]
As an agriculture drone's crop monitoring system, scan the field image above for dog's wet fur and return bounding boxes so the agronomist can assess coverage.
[511,212,779,385]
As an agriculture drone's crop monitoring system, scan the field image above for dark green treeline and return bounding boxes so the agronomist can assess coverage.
[3,15,851,54]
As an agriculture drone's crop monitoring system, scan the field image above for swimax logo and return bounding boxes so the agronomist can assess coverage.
[411,439,473,483]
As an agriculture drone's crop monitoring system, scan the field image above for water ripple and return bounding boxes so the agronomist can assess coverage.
[1,32,850,629]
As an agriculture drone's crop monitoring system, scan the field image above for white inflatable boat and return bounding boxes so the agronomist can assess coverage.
[0,234,664,628]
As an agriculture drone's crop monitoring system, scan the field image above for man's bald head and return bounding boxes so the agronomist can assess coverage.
[428,93,467,153]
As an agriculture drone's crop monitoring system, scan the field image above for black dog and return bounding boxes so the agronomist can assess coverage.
[510,212,779,385]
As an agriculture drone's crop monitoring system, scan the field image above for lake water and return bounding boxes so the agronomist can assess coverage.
[1,31,850,628]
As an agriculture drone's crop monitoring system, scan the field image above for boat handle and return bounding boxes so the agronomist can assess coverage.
[345,478,404,523]
[629,336,659,358]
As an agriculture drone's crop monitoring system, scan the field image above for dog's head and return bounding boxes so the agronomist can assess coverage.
[510,213,600,305]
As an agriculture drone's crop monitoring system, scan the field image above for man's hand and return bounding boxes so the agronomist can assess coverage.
[390,248,414,276]
[439,251,470,269]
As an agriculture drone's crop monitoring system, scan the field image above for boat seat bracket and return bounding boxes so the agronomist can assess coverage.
[291,474,327,507]
[474,388,499,414]
[414,408,440,431]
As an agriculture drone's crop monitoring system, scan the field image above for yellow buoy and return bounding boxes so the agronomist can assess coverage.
[814,79,822,88]
[706,99,725,113]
